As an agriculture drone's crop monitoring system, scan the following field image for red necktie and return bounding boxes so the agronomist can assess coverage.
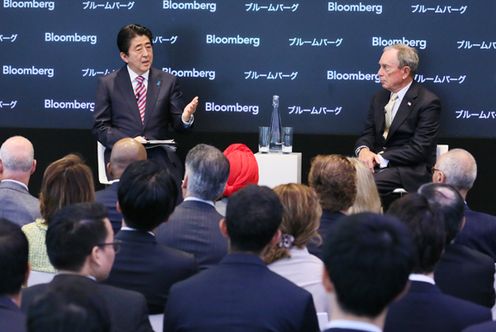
[135,75,146,124]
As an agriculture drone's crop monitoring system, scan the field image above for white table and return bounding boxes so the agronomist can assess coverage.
[255,152,302,188]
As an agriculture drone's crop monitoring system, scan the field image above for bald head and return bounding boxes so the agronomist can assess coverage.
[0,136,36,183]
[108,138,147,179]
[432,149,476,198]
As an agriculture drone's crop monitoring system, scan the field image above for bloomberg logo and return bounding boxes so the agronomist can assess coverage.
[163,0,216,12]
[3,0,54,10]
[372,37,427,50]
[328,2,382,14]
[45,32,97,45]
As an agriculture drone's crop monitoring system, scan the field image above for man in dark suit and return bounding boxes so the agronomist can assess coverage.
[95,137,147,234]
[0,218,29,332]
[321,213,414,332]
[0,136,40,226]
[93,23,198,185]
[418,183,495,308]
[385,194,491,332]
[307,154,356,259]
[432,148,496,260]
[156,144,230,270]
[104,160,197,314]
[164,185,319,331]
[355,44,441,197]
[21,202,153,332]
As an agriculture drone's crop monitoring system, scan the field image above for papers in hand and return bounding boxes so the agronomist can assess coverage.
[143,139,176,151]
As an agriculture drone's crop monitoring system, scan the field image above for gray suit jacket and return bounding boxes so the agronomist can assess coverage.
[0,180,40,226]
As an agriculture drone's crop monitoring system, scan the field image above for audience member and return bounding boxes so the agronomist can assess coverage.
[0,136,40,226]
[27,278,111,332]
[432,148,496,260]
[156,144,229,270]
[263,183,328,313]
[21,202,153,332]
[418,183,495,308]
[307,154,356,258]
[0,218,29,332]
[215,143,259,216]
[95,137,147,234]
[322,213,414,332]
[105,160,197,313]
[384,194,491,332]
[21,154,95,272]
[347,157,382,214]
[164,185,319,331]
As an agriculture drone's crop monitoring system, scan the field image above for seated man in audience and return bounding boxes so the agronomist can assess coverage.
[156,144,230,270]
[0,218,30,332]
[21,202,153,332]
[419,183,495,308]
[105,160,197,314]
[432,148,496,260]
[385,194,491,332]
[96,137,147,234]
[164,185,319,331]
[307,154,356,258]
[322,213,414,332]
[0,136,40,226]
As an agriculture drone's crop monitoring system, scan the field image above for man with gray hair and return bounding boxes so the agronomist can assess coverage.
[0,136,40,226]
[156,144,230,270]
[355,44,441,202]
[432,148,496,260]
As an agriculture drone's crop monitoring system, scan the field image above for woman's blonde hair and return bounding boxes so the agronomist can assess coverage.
[347,157,382,214]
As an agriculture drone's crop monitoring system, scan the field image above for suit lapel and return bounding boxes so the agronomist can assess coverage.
[116,67,143,125]
[375,91,389,138]
[386,82,418,141]
[144,68,162,127]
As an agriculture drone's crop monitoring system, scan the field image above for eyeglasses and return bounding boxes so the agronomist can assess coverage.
[97,240,122,253]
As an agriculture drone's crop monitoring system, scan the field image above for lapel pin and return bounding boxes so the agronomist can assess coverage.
[157,80,161,87]
[407,101,412,106]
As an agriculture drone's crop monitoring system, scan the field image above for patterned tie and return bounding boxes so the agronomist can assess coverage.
[135,75,146,124]
[383,92,398,139]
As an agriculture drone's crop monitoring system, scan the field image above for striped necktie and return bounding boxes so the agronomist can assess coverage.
[135,75,146,124]
[383,93,398,139]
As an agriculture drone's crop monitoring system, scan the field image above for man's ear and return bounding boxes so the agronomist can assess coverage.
[322,268,334,294]
[432,170,445,184]
[30,159,37,175]
[182,174,188,191]
[106,162,112,178]
[219,218,228,238]
[119,52,129,64]
[269,229,282,248]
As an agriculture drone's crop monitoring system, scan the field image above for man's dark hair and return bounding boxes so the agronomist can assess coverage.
[117,24,153,54]
[225,185,283,253]
[118,160,178,230]
[27,278,111,332]
[0,218,28,295]
[323,213,414,317]
[46,203,109,271]
[418,183,465,244]
[185,144,230,201]
[387,193,446,274]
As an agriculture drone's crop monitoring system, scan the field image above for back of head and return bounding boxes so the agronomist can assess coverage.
[109,137,147,179]
[27,278,110,332]
[117,23,152,54]
[308,154,356,212]
[418,183,465,244]
[387,194,445,274]
[264,183,322,263]
[46,202,108,272]
[384,43,419,76]
[347,157,382,214]
[435,148,477,192]
[118,160,177,230]
[222,143,259,197]
[226,185,283,254]
[0,218,29,296]
[323,213,414,317]
[185,144,230,201]
[40,154,95,222]
[0,135,34,173]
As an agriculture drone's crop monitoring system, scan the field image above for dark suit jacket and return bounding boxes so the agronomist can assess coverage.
[324,329,375,332]
[0,181,40,226]
[354,81,441,192]
[104,230,198,314]
[95,182,122,235]
[156,200,228,270]
[21,274,153,332]
[0,296,26,332]
[384,280,491,332]
[434,243,495,308]
[164,253,319,332]
[456,205,496,261]
[308,210,345,259]
[463,321,496,332]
